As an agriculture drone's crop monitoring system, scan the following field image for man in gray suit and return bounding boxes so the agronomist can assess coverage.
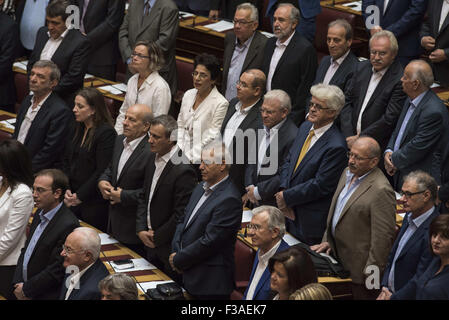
[119,0,179,94]
[222,2,267,101]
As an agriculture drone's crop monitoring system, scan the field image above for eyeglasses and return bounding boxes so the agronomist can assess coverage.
[192,71,209,79]
[370,50,388,57]
[260,107,276,115]
[233,19,253,25]
[131,52,150,59]
[62,244,85,255]
[246,223,262,231]
[32,187,52,194]
[399,190,427,198]
[309,102,331,111]
[347,152,375,161]
[236,80,250,88]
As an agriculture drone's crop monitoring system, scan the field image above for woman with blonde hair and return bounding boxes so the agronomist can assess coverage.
[289,283,333,300]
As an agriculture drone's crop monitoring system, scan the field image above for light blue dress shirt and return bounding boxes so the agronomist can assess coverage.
[22,202,63,281]
[20,0,49,50]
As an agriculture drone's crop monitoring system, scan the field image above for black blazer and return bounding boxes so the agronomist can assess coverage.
[136,148,197,264]
[340,59,407,149]
[313,52,358,92]
[59,259,109,300]
[12,92,73,173]
[439,144,449,207]
[99,134,152,244]
[172,178,242,296]
[73,0,125,67]
[420,0,449,86]
[0,12,18,109]
[28,27,90,106]
[245,117,297,206]
[221,31,268,96]
[220,98,263,195]
[63,123,117,203]
[13,204,80,300]
[262,31,317,125]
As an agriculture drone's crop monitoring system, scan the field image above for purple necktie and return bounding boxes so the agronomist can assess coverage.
[80,0,90,34]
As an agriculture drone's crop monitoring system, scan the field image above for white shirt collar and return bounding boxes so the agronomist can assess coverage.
[46,28,69,41]
[311,121,333,136]
[331,49,351,66]
[123,134,146,151]
[235,98,260,115]
[276,30,295,47]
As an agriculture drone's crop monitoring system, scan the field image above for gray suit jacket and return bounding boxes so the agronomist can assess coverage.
[119,0,179,94]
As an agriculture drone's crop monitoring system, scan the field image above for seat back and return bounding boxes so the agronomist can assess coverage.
[14,72,29,113]
[234,238,256,294]
[0,131,12,142]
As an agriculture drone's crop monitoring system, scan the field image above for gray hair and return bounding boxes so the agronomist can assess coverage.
[32,60,61,82]
[150,115,178,142]
[252,205,286,238]
[72,227,101,260]
[278,3,300,23]
[369,30,398,56]
[202,139,232,170]
[236,2,258,22]
[310,84,345,115]
[403,170,438,202]
[409,59,434,88]
[98,274,138,300]
[264,89,292,113]
[328,19,353,40]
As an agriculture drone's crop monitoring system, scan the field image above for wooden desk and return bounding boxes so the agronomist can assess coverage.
[0,110,16,134]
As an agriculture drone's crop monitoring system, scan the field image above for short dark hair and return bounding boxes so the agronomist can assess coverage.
[0,140,33,189]
[268,246,318,296]
[328,19,353,41]
[194,53,221,81]
[46,0,71,21]
[150,115,178,141]
[429,215,449,254]
[35,169,69,201]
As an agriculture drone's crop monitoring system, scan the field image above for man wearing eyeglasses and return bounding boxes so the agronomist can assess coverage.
[12,169,79,300]
[275,83,347,246]
[222,3,267,101]
[340,30,406,152]
[377,171,439,300]
[311,136,396,300]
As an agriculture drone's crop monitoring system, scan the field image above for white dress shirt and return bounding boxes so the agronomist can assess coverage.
[223,99,259,149]
[115,71,171,134]
[322,50,351,85]
[17,92,52,144]
[117,135,146,178]
[64,262,94,300]
[440,0,449,32]
[306,122,333,152]
[40,29,69,60]
[267,31,295,91]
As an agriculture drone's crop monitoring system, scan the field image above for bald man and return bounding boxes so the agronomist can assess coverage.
[385,60,449,190]
[312,136,396,299]
[98,104,153,256]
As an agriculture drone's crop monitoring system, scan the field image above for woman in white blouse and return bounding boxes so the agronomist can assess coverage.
[177,53,229,164]
[0,140,34,299]
[114,41,171,134]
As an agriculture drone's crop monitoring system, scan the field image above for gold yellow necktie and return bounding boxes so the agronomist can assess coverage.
[294,129,315,172]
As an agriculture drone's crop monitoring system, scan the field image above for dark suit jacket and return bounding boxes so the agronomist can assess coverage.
[420,0,449,86]
[262,31,317,125]
[387,90,449,188]
[172,177,242,296]
[119,0,179,94]
[313,52,358,93]
[13,204,80,300]
[381,207,438,293]
[12,93,73,173]
[362,0,428,59]
[136,148,197,267]
[243,239,289,300]
[0,12,18,109]
[28,27,90,107]
[221,31,268,95]
[279,121,347,244]
[439,144,449,206]
[99,134,152,244]
[340,59,406,150]
[245,117,297,206]
[220,98,263,195]
[59,259,109,300]
[73,0,125,67]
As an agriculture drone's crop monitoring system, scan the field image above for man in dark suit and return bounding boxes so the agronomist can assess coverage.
[136,115,197,279]
[98,104,153,257]
[244,89,297,207]
[119,0,179,94]
[378,171,439,300]
[220,69,265,195]
[72,0,126,80]
[13,60,72,173]
[362,0,428,67]
[275,84,347,245]
[0,5,19,113]
[13,169,80,300]
[59,227,109,300]
[222,3,267,100]
[28,0,90,107]
[170,141,242,300]
[385,60,449,190]
[262,3,317,125]
[341,31,406,151]
[420,0,449,86]
[244,205,289,300]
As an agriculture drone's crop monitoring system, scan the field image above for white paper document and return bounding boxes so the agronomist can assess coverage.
[283,233,300,246]
[261,31,275,38]
[98,85,123,95]
[203,20,234,32]
[110,258,157,273]
[342,1,362,12]
[98,233,119,245]
[84,73,95,79]
[13,61,28,70]
[179,11,195,19]
[0,121,14,130]
[138,281,180,293]
[112,83,127,92]
[241,210,253,223]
